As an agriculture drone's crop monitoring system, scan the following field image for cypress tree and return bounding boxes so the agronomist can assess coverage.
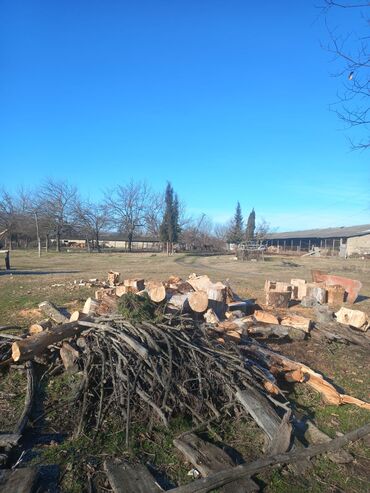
[160,182,180,254]
[246,208,256,241]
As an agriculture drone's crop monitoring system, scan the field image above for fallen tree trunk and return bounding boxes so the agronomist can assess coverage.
[168,423,370,493]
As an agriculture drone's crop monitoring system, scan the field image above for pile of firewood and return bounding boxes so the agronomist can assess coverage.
[1,270,370,492]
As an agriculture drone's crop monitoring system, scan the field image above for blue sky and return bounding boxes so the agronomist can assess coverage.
[0,0,369,231]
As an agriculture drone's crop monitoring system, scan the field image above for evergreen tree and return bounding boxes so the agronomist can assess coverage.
[228,201,244,245]
[160,182,180,254]
[246,208,256,241]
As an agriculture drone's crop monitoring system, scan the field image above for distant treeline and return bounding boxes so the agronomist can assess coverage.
[0,179,270,252]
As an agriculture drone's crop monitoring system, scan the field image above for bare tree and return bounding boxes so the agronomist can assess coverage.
[73,198,110,252]
[144,191,164,237]
[0,189,17,250]
[322,1,370,149]
[38,179,77,252]
[105,181,150,252]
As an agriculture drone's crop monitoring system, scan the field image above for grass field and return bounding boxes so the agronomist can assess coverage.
[0,250,369,492]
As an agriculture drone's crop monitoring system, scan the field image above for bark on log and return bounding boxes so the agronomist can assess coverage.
[265,291,291,308]
[12,322,83,362]
[38,301,69,324]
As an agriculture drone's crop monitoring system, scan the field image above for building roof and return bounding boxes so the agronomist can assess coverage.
[266,224,370,240]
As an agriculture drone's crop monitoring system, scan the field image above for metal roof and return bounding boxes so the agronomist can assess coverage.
[266,224,370,240]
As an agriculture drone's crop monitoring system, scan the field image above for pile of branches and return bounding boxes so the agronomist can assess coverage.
[68,314,279,439]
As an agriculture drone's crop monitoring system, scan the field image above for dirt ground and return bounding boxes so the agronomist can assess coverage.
[0,250,369,492]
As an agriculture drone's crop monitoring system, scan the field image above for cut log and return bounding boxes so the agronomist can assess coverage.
[306,283,327,304]
[174,433,258,492]
[95,287,116,300]
[38,301,69,324]
[12,321,83,362]
[335,307,368,331]
[312,270,362,304]
[115,285,128,297]
[69,311,84,322]
[265,291,291,308]
[82,297,100,316]
[29,319,52,335]
[146,281,167,303]
[253,310,279,325]
[104,461,162,493]
[188,291,209,313]
[280,314,311,332]
[167,293,190,312]
[188,274,213,292]
[327,285,345,306]
[0,468,38,493]
[97,293,119,315]
[124,278,145,292]
[107,271,120,286]
[290,279,307,300]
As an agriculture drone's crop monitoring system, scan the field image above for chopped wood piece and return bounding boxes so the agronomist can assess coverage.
[188,291,209,313]
[29,319,52,334]
[265,291,291,308]
[204,308,220,324]
[0,467,38,493]
[327,285,345,306]
[290,279,307,300]
[95,287,116,300]
[107,271,120,286]
[115,285,128,297]
[38,301,69,324]
[146,281,167,303]
[247,324,306,341]
[280,314,311,332]
[104,461,162,493]
[167,293,190,312]
[124,278,145,292]
[97,293,119,315]
[306,283,327,304]
[254,310,279,325]
[69,311,84,322]
[335,307,368,331]
[82,297,100,316]
[174,433,258,493]
[12,321,83,362]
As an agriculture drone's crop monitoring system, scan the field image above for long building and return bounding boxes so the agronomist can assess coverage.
[266,224,370,255]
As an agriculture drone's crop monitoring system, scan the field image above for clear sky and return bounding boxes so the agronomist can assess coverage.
[0,1,369,231]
